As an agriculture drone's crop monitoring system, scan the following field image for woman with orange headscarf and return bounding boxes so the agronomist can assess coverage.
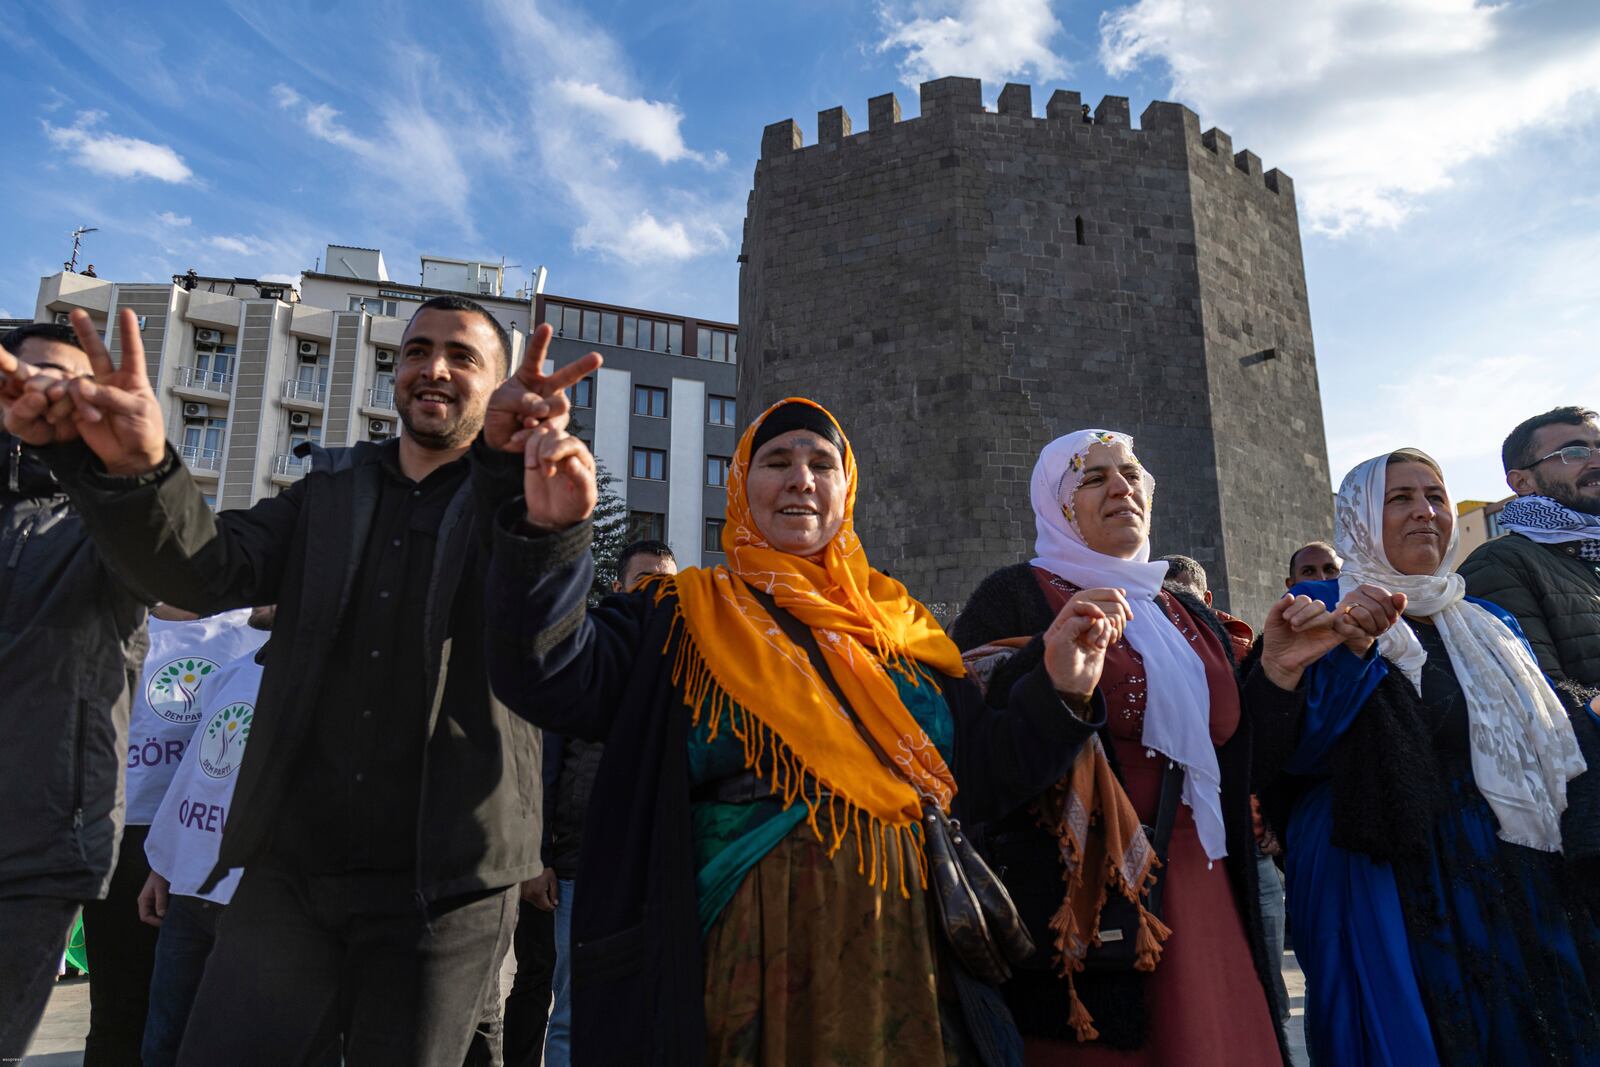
[484,397,1131,1066]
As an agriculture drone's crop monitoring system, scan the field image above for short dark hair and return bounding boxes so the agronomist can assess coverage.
[1502,406,1598,472]
[1158,554,1207,596]
[1,322,84,356]
[1288,540,1337,578]
[617,539,675,584]
[407,295,511,374]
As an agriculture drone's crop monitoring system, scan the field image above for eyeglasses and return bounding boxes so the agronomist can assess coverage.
[1528,445,1600,467]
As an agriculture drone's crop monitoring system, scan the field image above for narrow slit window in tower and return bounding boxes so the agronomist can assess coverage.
[1074,216,1086,246]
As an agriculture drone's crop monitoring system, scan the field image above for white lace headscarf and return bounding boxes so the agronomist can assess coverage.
[1335,450,1585,852]
[1031,430,1227,862]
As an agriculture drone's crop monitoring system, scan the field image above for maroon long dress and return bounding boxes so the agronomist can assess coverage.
[1027,570,1281,1066]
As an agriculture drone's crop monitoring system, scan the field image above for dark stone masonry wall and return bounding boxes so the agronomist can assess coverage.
[737,76,1332,626]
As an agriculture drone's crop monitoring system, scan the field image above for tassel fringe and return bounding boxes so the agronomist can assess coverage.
[661,603,928,899]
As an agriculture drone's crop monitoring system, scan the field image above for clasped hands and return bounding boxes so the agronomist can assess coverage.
[1043,587,1132,707]
[1260,583,1407,690]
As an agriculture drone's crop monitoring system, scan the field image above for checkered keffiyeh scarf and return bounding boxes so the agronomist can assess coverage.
[1498,496,1600,562]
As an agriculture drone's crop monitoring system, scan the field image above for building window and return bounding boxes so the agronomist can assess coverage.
[633,385,668,418]
[1074,216,1086,246]
[193,348,233,386]
[706,455,730,487]
[349,296,398,316]
[631,447,666,481]
[628,510,666,542]
[201,492,218,511]
[704,517,725,551]
[570,376,594,408]
[621,314,682,354]
[708,395,736,427]
[181,417,227,462]
[697,327,737,364]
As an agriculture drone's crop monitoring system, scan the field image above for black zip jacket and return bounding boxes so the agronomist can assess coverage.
[42,435,542,903]
[0,435,147,901]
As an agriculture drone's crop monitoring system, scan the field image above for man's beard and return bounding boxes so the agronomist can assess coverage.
[1532,467,1600,515]
[396,395,482,450]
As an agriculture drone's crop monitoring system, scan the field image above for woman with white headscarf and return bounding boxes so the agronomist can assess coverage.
[954,430,1287,1066]
[1249,447,1600,1066]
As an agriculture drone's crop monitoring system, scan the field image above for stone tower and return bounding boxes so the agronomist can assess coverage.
[737,76,1332,626]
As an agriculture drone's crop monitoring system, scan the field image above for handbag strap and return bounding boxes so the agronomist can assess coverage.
[746,586,906,781]
[1145,759,1186,915]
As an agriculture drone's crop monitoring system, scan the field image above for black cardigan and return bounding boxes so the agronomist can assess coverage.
[951,562,1291,1061]
[485,515,1106,1067]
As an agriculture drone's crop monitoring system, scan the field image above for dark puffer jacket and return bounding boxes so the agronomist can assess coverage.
[1459,531,1600,862]
[1460,533,1600,690]
[0,435,148,901]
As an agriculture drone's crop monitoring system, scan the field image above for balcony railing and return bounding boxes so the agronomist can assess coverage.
[174,366,233,393]
[281,380,326,404]
[272,453,308,479]
[179,445,223,471]
[365,387,396,411]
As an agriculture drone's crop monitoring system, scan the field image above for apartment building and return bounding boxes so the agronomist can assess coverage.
[25,245,738,566]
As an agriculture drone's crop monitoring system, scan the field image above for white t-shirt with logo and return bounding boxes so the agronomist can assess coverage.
[126,610,267,825]
[144,650,264,904]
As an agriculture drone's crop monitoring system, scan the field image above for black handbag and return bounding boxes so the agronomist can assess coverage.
[748,588,1036,985]
[1079,757,1183,972]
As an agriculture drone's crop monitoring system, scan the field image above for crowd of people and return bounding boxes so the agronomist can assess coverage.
[0,296,1597,1067]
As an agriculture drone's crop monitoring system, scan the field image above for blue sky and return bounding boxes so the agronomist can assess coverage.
[1,0,1595,502]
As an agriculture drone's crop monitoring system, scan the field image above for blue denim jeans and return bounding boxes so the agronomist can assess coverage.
[142,894,222,1067]
[543,878,576,1067]
[1256,850,1290,1023]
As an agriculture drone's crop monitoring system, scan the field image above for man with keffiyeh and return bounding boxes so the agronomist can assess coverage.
[1460,404,1600,891]
[1461,406,1600,697]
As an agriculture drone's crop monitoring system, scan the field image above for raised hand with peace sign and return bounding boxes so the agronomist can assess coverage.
[55,308,169,475]
[483,322,602,454]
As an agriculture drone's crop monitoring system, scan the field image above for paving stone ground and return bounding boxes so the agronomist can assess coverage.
[26,951,1310,1065]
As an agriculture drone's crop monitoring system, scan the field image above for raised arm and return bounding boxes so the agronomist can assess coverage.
[23,310,301,611]
[485,512,654,741]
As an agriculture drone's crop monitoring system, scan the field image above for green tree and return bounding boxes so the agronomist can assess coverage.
[589,460,629,605]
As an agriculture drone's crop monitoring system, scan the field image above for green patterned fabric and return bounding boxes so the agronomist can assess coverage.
[691,661,955,934]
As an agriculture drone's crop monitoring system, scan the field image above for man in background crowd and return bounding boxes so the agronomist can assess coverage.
[1287,540,1343,590]
[1159,552,1289,1024]
[138,606,283,1067]
[513,540,677,1067]
[0,323,149,1060]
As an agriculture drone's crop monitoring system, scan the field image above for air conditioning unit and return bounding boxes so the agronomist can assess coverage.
[287,411,312,430]
[297,340,319,359]
[53,312,72,325]
[368,418,393,438]
[182,402,209,420]
[195,328,222,345]
[374,349,395,367]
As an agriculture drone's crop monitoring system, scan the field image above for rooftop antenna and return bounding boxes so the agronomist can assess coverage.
[66,226,98,273]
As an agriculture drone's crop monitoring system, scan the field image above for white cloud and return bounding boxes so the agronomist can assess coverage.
[43,111,192,183]
[876,0,1069,89]
[273,83,474,228]
[1098,0,1600,234]
[155,211,191,227]
[207,235,259,256]
[553,80,713,166]
[482,0,737,265]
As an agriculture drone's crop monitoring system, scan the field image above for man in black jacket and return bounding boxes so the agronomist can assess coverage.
[4,300,597,1064]
[0,323,149,1059]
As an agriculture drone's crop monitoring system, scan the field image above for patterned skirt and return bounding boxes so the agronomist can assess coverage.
[702,824,975,1066]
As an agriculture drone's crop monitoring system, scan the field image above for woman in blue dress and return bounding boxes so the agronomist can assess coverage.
[1247,447,1600,1066]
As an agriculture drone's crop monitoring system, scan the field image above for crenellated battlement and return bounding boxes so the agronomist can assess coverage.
[758,75,1292,201]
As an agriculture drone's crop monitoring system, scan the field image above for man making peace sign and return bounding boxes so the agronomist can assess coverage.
[1,296,600,1065]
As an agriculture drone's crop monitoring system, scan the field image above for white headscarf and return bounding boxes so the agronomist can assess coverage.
[1031,430,1227,862]
[1335,450,1585,852]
